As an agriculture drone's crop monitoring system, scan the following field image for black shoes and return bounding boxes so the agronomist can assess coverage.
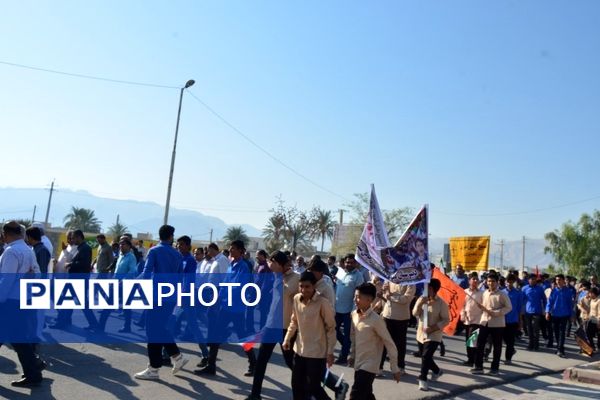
[196,358,208,369]
[11,377,42,387]
[194,366,216,375]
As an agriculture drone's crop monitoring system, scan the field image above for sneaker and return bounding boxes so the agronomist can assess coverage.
[488,369,499,376]
[505,360,512,365]
[418,379,429,391]
[135,366,160,380]
[335,381,349,400]
[412,351,422,358]
[430,370,443,381]
[558,352,566,358]
[470,367,484,375]
[171,354,189,374]
[462,360,473,366]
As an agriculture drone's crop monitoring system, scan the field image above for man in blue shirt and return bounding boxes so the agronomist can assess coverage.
[135,225,189,381]
[196,240,257,377]
[175,235,209,364]
[451,264,469,290]
[522,275,546,351]
[545,274,573,358]
[334,253,364,364]
[503,274,523,364]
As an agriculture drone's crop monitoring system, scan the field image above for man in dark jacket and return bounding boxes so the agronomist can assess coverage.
[50,230,99,330]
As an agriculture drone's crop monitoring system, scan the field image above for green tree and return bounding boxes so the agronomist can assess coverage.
[311,208,336,252]
[262,198,316,253]
[544,210,600,278]
[107,214,129,239]
[14,219,32,228]
[263,213,286,253]
[63,206,102,233]
[345,192,413,243]
[223,226,250,248]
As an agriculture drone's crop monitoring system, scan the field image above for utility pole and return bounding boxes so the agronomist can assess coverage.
[499,240,504,272]
[521,236,526,273]
[209,229,213,242]
[44,180,55,227]
[338,209,345,225]
[31,205,37,223]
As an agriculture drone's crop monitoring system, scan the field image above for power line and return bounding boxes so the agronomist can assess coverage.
[0,60,179,89]
[186,90,350,202]
[0,59,349,202]
[433,194,600,217]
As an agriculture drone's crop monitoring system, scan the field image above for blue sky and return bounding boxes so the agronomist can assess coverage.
[1,1,599,240]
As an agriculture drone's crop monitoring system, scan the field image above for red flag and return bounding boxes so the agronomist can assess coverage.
[432,267,466,336]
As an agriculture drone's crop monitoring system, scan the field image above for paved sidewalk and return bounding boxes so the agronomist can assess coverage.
[455,373,600,399]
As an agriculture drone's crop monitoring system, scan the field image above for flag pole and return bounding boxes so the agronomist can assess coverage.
[422,204,430,340]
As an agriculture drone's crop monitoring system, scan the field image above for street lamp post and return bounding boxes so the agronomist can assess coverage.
[164,79,195,225]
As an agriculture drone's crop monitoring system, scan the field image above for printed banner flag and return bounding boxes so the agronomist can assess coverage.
[449,236,490,271]
[356,185,430,285]
[432,267,466,336]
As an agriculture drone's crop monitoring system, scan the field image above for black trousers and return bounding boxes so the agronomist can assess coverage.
[524,313,542,349]
[465,324,481,364]
[475,325,503,370]
[292,355,330,400]
[350,369,376,400]
[251,329,295,396]
[418,341,440,381]
[503,322,519,360]
[206,308,255,369]
[380,318,408,369]
[0,301,42,381]
[146,302,180,368]
[586,321,598,350]
[552,316,569,353]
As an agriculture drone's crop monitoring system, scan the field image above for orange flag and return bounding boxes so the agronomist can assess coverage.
[432,267,466,336]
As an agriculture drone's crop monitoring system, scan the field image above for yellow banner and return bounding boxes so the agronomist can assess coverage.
[449,236,490,271]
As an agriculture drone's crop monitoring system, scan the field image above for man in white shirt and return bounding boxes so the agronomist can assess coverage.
[0,221,43,387]
[200,243,230,274]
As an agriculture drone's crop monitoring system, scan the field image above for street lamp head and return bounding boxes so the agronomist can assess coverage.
[184,79,195,89]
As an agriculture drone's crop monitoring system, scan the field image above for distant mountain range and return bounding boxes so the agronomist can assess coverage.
[427,237,555,270]
[0,187,262,241]
[0,187,557,267]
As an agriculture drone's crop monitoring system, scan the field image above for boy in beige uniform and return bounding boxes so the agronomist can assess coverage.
[460,272,483,367]
[587,287,600,351]
[471,272,512,375]
[412,278,450,391]
[283,271,336,400]
[349,283,401,399]
[380,281,415,374]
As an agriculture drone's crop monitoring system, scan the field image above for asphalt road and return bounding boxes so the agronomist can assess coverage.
[0,323,598,399]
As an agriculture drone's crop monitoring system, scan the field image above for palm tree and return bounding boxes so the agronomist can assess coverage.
[263,213,286,252]
[14,219,32,228]
[312,209,335,252]
[107,214,129,239]
[63,206,102,233]
[223,226,250,248]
